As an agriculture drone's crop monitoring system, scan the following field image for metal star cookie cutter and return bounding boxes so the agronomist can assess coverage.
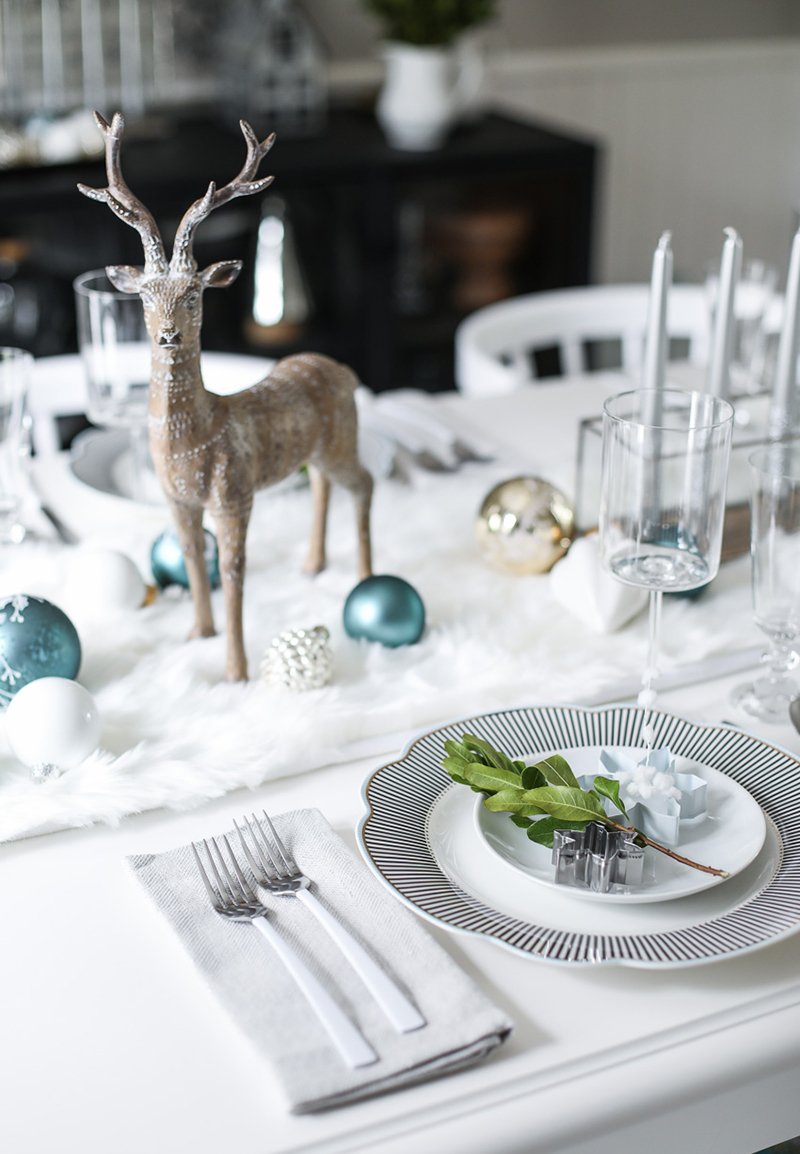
[552,821,645,893]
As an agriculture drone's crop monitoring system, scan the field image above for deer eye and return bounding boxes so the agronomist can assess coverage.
[185,291,200,309]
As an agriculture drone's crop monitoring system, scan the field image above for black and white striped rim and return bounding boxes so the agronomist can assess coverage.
[357,705,800,967]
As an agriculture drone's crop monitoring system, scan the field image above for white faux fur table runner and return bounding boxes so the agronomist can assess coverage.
[0,457,759,843]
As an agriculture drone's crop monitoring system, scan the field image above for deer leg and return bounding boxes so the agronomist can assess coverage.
[171,503,215,639]
[325,462,374,580]
[302,464,330,575]
[353,467,374,579]
[214,509,250,682]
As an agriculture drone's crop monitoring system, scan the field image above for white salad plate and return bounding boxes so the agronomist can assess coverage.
[474,744,766,904]
[357,704,800,968]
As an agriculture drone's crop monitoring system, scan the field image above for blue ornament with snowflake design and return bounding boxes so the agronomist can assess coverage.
[0,594,82,708]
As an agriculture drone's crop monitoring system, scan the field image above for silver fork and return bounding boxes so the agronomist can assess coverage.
[234,812,426,1034]
[191,835,377,1068]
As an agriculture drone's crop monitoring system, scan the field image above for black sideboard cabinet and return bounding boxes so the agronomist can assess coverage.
[0,105,597,391]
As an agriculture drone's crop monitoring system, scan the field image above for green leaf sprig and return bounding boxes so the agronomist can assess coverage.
[443,733,729,878]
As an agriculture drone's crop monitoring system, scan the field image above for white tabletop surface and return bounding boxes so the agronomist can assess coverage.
[2,363,800,1154]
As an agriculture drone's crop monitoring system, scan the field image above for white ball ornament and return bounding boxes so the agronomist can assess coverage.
[63,548,148,617]
[5,677,101,781]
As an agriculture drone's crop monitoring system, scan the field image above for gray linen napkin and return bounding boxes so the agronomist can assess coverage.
[129,808,512,1113]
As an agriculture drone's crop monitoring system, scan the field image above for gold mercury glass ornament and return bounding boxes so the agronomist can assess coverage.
[476,476,576,574]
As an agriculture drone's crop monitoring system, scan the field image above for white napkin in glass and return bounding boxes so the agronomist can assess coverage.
[129,809,512,1114]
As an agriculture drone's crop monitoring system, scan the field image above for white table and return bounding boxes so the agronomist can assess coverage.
[2,369,799,1154]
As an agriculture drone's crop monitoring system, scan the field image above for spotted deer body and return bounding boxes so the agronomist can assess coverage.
[80,112,372,681]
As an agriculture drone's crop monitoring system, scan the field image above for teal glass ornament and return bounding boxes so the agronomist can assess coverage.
[343,575,425,647]
[150,528,221,591]
[0,594,81,708]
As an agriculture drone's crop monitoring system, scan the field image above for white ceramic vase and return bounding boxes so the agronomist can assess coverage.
[377,41,477,151]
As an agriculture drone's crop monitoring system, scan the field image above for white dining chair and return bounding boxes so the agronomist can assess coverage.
[454,283,712,397]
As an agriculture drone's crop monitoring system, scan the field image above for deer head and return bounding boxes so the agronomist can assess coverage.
[78,111,275,354]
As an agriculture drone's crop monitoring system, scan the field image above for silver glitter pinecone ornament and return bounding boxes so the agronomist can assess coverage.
[260,625,332,691]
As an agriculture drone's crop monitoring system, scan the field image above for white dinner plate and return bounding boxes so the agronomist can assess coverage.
[433,784,781,942]
[474,744,766,904]
[69,424,396,505]
[67,345,396,505]
[67,352,275,506]
[357,704,800,968]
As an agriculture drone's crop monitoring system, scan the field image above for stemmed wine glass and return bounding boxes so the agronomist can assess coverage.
[731,442,800,722]
[599,388,734,741]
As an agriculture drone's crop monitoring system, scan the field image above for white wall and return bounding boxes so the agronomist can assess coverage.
[482,40,800,287]
[311,0,800,56]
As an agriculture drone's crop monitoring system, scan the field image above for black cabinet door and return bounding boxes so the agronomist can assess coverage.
[0,107,597,389]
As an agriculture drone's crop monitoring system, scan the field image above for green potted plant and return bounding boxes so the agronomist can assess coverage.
[362,0,497,150]
[362,0,496,47]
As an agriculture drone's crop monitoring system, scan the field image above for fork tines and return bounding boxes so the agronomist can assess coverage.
[193,834,259,908]
[234,811,295,881]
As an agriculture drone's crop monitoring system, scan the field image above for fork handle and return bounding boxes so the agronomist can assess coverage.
[298,890,426,1034]
[252,916,377,1068]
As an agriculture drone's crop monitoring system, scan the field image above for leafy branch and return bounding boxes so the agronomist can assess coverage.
[443,733,729,879]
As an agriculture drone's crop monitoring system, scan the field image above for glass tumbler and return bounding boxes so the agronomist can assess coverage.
[73,269,151,501]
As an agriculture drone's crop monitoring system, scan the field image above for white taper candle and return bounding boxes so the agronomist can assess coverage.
[643,232,672,394]
[769,225,800,438]
[707,227,742,399]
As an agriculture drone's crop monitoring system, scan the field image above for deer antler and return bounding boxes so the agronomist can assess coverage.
[77,112,168,274]
[170,121,276,272]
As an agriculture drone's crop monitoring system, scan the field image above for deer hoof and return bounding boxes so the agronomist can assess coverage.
[302,558,326,576]
[226,665,249,682]
[189,624,216,640]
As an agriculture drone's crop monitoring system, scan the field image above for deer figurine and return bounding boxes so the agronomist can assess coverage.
[79,112,373,681]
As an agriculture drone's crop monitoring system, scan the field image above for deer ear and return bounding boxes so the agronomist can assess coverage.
[106,265,145,293]
[201,261,242,289]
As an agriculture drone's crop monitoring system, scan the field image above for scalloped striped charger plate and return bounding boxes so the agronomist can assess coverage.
[357,705,800,968]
